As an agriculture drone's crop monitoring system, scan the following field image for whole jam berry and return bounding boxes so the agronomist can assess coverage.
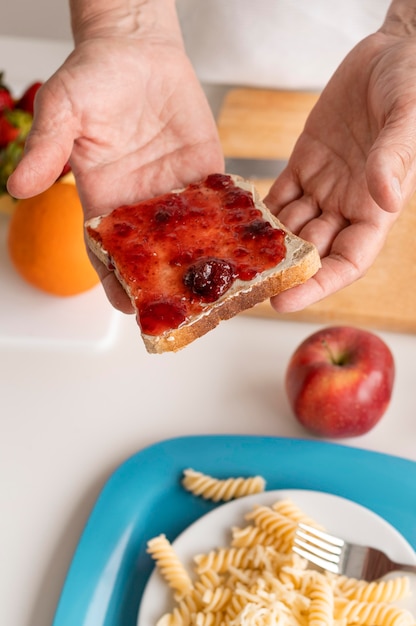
[205,173,233,190]
[224,189,255,212]
[139,299,187,335]
[153,195,185,224]
[183,257,237,302]
[113,222,133,237]
[241,218,275,240]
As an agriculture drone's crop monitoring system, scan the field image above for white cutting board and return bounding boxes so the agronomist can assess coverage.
[0,214,121,350]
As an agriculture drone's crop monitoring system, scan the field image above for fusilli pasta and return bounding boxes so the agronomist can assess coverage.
[146,473,415,626]
[147,534,193,599]
[182,469,266,502]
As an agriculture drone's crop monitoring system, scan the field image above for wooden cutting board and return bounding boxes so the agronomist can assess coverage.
[217,88,416,334]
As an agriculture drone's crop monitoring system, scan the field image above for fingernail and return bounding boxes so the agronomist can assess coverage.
[392,177,402,200]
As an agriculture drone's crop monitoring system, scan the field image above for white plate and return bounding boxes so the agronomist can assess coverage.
[138,489,416,626]
[0,213,121,350]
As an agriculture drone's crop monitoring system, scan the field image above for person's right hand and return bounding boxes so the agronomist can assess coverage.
[7,32,223,312]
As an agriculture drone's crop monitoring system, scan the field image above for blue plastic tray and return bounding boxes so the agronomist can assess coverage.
[52,436,416,626]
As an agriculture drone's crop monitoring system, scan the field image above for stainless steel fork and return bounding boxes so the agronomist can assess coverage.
[293,522,416,582]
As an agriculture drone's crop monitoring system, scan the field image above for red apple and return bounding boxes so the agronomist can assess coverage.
[285,326,395,438]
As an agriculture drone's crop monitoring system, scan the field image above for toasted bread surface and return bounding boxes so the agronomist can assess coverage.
[85,174,320,353]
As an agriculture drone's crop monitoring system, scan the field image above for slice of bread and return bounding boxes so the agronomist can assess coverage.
[85,174,320,353]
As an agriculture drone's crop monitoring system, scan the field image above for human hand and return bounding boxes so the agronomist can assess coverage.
[265,20,416,313]
[7,34,223,312]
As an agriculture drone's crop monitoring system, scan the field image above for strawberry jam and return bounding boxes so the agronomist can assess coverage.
[86,174,286,335]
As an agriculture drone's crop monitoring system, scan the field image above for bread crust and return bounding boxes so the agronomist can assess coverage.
[85,175,321,353]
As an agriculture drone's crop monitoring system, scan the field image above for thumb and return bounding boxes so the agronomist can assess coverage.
[7,96,74,199]
[366,122,416,214]
[7,138,73,199]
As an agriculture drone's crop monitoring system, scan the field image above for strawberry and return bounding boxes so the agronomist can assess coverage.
[0,140,25,193]
[0,72,14,113]
[0,109,33,193]
[15,81,42,115]
[0,109,32,147]
[0,116,19,148]
[57,161,72,179]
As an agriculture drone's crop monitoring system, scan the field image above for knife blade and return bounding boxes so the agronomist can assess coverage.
[224,157,287,180]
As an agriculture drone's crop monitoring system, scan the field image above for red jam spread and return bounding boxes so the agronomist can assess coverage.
[87,174,286,335]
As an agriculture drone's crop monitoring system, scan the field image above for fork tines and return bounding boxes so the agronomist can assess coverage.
[292,523,345,574]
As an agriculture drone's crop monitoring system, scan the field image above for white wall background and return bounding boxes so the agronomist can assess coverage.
[1,0,391,92]
[1,0,72,41]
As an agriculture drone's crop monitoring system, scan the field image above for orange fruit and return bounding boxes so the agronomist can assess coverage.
[7,182,100,296]
[0,193,16,215]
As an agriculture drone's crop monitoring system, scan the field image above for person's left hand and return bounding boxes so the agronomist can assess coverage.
[265,25,416,313]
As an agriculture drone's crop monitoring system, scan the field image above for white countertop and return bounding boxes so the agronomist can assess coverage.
[1,35,415,626]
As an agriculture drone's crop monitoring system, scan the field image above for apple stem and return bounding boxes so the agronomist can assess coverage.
[322,339,347,366]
